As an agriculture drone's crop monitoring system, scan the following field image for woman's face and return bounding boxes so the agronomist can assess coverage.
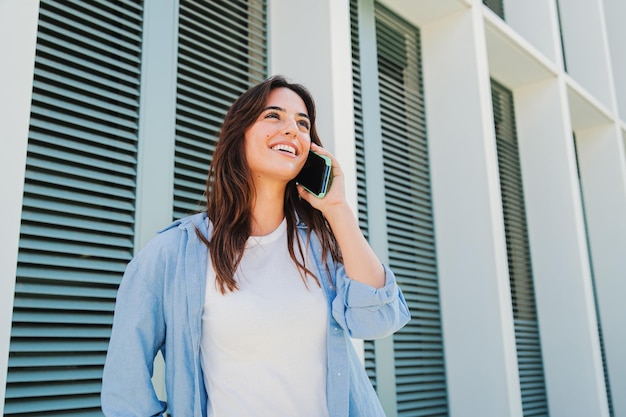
[244,87,312,187]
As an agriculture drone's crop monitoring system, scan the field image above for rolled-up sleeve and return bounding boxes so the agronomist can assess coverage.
[331,264,410,340]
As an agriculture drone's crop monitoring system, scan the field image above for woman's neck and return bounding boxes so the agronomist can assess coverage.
[250,183,286,236]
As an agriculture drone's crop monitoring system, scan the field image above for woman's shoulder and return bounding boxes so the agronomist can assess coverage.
[136,212,209,260]
[119,213,209,294]
[158,211,209,236]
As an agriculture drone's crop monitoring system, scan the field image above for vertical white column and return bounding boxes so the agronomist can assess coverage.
[134,0,180,401]
[514,77,610,417]
[602,0,626,120]
[269,0,396,411]
[502,0,562,65]
[422,5,523,417]
[557,0,614,111]
[268,0,357,214]
[0,0,40,413]
[354,1,398,414]
[575,123,626,417]
[134,0,179,250]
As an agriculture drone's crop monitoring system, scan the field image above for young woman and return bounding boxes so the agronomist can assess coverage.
[101,75,410,417]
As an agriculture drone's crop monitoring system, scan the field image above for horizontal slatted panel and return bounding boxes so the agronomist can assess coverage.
[173,0,267,220]
[5,0,144,415]
[350,0,370,238]
[349,0,377,388]
[491,80,549,417]
[376,5,448,416]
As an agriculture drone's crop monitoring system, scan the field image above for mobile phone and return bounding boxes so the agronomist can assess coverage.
[295,151,332,199]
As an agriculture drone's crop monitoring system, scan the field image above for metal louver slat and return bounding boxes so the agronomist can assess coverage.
[491,80,550,417]
[32,82,138,118]
[50,0,143,35]
[5,1,144,415]
[173,0,268,220]
[23,183,135,212]
[28,116,138,149]
[183,1,267,51]
[375,4,448,416]
[27,129,136,162]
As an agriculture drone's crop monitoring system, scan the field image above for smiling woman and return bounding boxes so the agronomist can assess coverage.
[244,87,312,203]
[100,75,410,417]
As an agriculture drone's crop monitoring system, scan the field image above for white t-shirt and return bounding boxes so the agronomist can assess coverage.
[200,219,330,417]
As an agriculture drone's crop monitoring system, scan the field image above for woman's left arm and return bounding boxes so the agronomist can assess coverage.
[298,144,410,339]
[330,263,410,339]
[298,143,386,288]
[325,203,388,287]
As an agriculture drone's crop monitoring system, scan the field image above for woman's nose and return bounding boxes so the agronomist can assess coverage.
[282,118,298,136]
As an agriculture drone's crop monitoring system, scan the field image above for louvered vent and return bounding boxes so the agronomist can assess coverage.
[349,0,377,388]
[375,4,448,416]
[5,1,144,415]
[173,0,267,220]
[350,0,370,238]
[491,80,550,417]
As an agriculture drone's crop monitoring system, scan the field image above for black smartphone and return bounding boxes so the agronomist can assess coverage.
[295,151,332,198]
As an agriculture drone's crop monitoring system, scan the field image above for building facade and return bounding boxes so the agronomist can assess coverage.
[1,0,625,416]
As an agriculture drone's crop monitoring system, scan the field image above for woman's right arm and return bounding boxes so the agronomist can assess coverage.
[101,258,167,416]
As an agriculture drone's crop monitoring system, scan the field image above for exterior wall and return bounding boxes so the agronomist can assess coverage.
[135,0,181,399]
[2,0,625,416]
[419,5,523,417]
[268,0,366,369]
[0,1,40,415]
[381,0,625,416]
[602,0,626,121]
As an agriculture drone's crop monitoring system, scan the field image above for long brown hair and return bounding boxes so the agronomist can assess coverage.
[198,75,342,293]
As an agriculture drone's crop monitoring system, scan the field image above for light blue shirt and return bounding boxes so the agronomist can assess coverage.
[101,212,410,416]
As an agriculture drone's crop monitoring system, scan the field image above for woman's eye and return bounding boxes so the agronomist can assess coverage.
[264,111,280,120]
[298,120,311,130]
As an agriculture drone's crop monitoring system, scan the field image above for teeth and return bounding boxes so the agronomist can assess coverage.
[271,144,296,155]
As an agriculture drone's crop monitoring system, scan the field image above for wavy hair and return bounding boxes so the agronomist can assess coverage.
[197,75,342,293]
